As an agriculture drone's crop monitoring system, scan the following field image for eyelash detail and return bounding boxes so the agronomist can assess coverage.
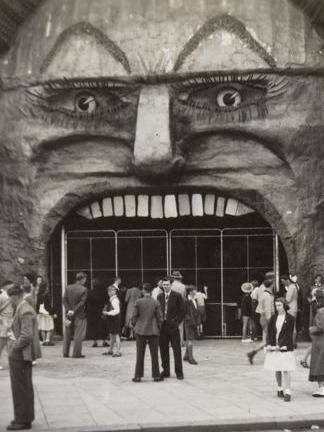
[174,100,269,123]
[41,77,132,91]
[173,73,288,97]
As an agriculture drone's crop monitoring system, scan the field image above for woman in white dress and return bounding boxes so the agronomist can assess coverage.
[264,297,296,402]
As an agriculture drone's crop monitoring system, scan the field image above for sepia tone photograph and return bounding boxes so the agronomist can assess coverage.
[1,0,324,431]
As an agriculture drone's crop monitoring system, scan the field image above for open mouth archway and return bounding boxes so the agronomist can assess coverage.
[48,190,288,338]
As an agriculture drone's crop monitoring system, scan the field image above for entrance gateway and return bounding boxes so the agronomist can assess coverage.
[50,193,288,338]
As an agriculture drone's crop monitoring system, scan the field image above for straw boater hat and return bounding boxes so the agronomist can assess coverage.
[241,282,253,293]
[171,270,183,279]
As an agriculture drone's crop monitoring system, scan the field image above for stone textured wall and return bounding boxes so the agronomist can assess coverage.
[0,0,324,294]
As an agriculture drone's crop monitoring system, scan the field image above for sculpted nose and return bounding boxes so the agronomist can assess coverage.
[133,85,184,178]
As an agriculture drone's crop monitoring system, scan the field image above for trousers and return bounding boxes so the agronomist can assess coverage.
[9,350,34,424]
[134,334,160,378]
[159,322,183,376]
[63,316,87,357]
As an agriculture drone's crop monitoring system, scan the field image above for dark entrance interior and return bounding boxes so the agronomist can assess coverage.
[49,207,288,337]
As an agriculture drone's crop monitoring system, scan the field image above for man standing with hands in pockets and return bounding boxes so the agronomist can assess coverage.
[6,284,41,431]
[131,282,163,382]
[157,276,185,380]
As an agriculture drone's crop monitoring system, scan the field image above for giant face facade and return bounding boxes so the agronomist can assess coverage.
[0,0,324,301]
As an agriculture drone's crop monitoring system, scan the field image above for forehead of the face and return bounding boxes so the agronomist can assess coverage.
[1,0,323,79]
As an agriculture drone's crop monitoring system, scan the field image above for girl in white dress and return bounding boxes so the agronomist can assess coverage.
[264,297,296,401]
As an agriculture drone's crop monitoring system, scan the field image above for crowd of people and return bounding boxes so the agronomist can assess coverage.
[1,270,324,429]
[62,271,208,371]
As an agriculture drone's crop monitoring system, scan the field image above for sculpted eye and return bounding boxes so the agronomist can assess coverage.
[76,93,97,113]
[216,88,242,108]
[171,73,288,123]
[26,79,140,124]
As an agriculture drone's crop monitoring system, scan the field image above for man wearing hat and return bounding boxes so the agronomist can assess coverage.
[171,270,186,346]
[6,284,42,431]
[239,282,254,342]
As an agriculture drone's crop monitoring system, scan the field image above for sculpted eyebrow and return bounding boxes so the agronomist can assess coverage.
[174,14,277,72]
[40,21,131,74]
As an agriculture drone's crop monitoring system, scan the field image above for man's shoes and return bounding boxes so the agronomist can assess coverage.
[247,350,256,365]
[102,351,113,356]
[277,390,284,398]
[102,341,109,347]
[6,423,31,430]
[283,393,291,402]
[132,377,141,382]
[112,352,122,357]
[160,370,170,378]
[92,342,98,347]
[63,354,69,358]
[47,341,55,346]
[188,359,198,365]
[72,355,85,358]
[176,373,184,380]
[154,376,164,382]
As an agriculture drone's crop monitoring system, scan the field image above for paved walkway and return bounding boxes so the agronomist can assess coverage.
[0,340,323,432]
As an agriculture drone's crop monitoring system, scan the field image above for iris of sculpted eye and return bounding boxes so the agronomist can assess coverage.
[216,88,242,108]
[76,93,97,113]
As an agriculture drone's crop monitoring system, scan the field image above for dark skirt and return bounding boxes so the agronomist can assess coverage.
[309,333,324,382]
[107,315,120,335]
[185,323,197,341]
[198,306,206,323]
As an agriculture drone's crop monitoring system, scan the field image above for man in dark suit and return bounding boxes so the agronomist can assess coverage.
[157,276,185,380]
[63,272,88,358]
[131,282,163,382]
[6,284,42,431]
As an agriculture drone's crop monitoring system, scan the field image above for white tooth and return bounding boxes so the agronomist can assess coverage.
[151,195,163,218]
[192,194,203,216]
[90,202,102,218]
[137,195,149,217]
[164,195,178,218]
[204,194,215,215]
[225,198,239,216]
[236,201,254,216]
[76,206,93,219]
[178,194,190,216]
[113,196,124,217]
[102,197,113,217]
[125,195,136,217]
[216,197,225,217]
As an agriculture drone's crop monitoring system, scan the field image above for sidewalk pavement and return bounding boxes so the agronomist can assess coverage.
[0,339,323,432]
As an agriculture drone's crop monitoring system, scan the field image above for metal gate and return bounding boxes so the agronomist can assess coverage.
[63,227,278,337]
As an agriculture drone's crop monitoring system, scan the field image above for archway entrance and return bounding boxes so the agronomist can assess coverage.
[49,192,288,337]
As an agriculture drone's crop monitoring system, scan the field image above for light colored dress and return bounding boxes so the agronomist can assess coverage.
[264,313,296,372]
[37,303,54,331]
[0,290,14,338]
[285,283,298,317]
